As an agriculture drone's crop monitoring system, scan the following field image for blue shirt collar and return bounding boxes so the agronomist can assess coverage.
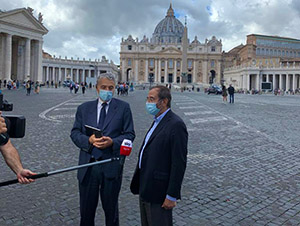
[154,108,170,123]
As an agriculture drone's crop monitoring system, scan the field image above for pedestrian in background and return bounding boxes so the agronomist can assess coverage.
[228,84,235,103]
[26,81,31,96]
[222,85,228,103]
[81,83,86,95]
[35,82,40,94]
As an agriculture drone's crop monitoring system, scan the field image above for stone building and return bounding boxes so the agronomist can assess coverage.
[42,54,119,84]
[120,4,223,86]
[224,34,300,91]
[0,7,48,82]
[0,7,119,84]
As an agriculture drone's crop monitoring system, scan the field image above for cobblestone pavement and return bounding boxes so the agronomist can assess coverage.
[1,87,300,225]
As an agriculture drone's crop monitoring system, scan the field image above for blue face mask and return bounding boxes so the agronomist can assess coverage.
[146,102,160,115]
[99,90,113,102]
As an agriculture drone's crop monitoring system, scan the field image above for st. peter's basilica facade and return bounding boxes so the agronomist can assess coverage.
[120,4,223,86]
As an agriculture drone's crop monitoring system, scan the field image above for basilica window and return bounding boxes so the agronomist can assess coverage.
[211,60,215,67]
[188,60,193,68]
[256,48,260,55]
[161,61,165,68]
[177,61,181,68]
[149,59,154,67]
[169,59,173,68]
[161,76,165,83]
[128,45,132,50]
[211,46,216,52]
[128,59,132,67]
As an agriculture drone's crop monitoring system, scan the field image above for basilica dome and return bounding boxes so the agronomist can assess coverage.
[152,4,184,44]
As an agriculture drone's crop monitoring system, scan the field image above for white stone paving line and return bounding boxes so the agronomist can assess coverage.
[64,103,82,106]
[190,116,228,124]
[39,96,79,123]
[53,108,78,111]
[175,102,198,105]
[179,106,205,109]
[184,111,214,116]
[179,95,297,150]
[49,114,76,119]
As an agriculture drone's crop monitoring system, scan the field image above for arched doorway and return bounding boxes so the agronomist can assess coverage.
[126,68,132,82]
[209,70,216,84]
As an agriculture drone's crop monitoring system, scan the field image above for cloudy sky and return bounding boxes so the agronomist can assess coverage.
[1,0,300,64]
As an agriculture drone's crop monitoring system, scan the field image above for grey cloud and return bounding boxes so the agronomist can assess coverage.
[1,0,300,63]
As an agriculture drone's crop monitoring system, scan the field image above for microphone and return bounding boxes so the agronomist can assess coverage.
[120,139,132,156]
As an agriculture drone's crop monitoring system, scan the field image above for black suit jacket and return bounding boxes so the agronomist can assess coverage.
[70,98,135,183]
[130,110,188,204]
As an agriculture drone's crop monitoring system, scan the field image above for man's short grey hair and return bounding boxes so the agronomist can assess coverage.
[97,73,116,84]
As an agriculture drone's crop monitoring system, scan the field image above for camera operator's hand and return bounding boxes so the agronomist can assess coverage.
[0,112,7,134]
[17,169,36,184]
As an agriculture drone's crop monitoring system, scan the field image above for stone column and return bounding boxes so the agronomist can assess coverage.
[24,38,31,79]
[4,33,12,81]
[256,74,259,90]
[293,74,296,91]
[174,59,177,84]
[46,66,49,82]
[203,60,208,84]
[135,60,138,82]
[122,59,125,81]
[145,59,148,82]
[158,59,161,83]
[266,74,269,82]
[76,69,79,83]
[286,74,289,91]
[273,74,276,89]
[71,68,73,81]
[164,59,167,83]
[58,67,62,82]
[279,74,282,90]
[36,40,43,82]
[82,69,85,83]
[88,69,91,78]
[64,68,67,81]
[193,60,196,83]
[154,59,158,82]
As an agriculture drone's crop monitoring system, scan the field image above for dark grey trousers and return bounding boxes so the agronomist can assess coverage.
[79,164,122,226]
[139,197,173,226]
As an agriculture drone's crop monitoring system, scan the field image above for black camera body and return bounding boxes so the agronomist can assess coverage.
[0,93,26,139]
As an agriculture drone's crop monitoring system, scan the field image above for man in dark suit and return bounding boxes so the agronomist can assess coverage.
[70,73,135,226]
[130,86,188,226]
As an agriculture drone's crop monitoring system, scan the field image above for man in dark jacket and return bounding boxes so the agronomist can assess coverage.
[228,84,235,103]
[71,73,135,226]
[130,86,188,226]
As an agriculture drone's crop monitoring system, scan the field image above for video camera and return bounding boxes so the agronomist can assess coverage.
[0,93,26,139]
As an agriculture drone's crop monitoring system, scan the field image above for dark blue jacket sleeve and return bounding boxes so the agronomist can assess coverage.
[70,105,90,151]
[112,103,135,155]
